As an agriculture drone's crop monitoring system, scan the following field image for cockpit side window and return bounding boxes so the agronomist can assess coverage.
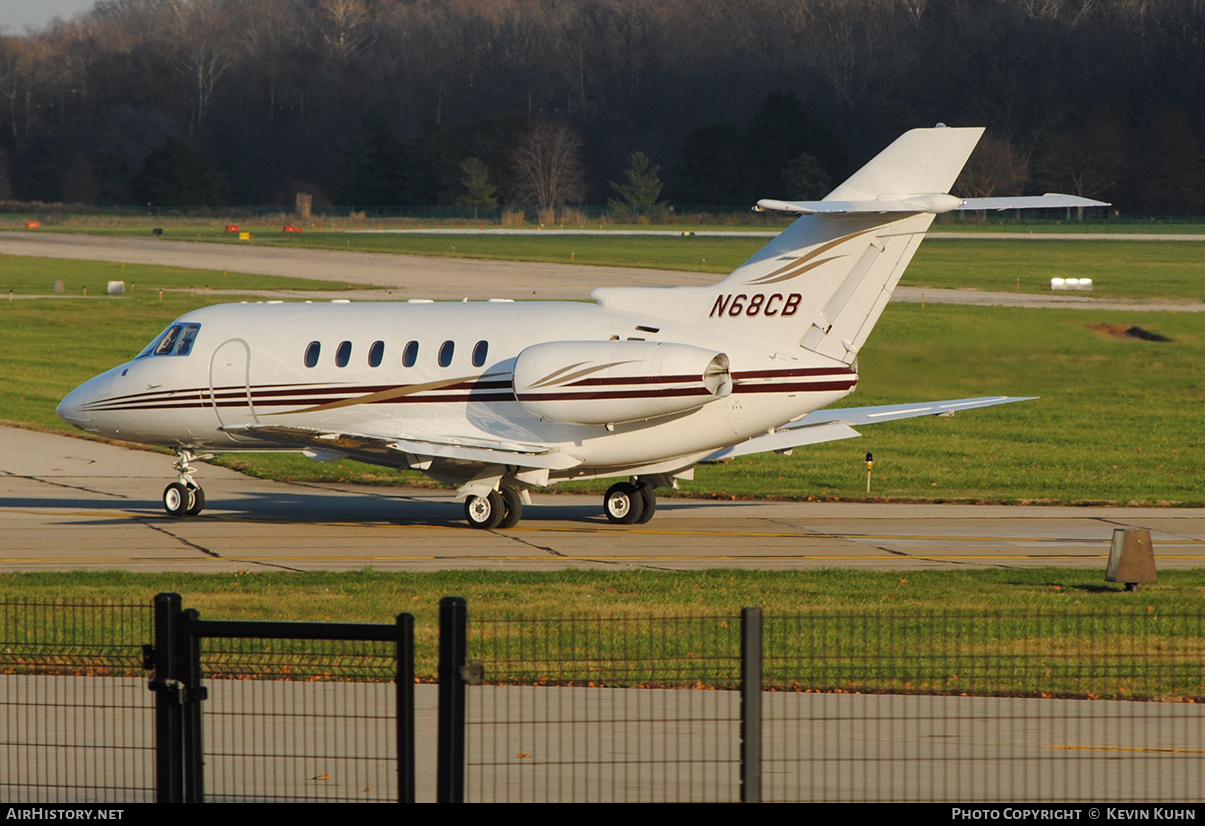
[137,325,174,359]
[175,324,201,356]
[139,323,202,358]
[154,325,181,356]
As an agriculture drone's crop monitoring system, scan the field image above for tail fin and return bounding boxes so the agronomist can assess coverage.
[710,125,984,364]
[591,126,1102,364]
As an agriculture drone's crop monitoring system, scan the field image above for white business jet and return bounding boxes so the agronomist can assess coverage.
[58,126,1104,528]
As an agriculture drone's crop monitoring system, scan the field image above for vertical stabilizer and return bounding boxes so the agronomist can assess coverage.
[701,126,984,362]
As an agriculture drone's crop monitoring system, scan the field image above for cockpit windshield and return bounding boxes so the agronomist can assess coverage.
[137,323,202,358]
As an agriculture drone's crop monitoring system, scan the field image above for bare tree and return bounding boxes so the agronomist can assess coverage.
[510,120,586,211]
[954,133,1030,199]
[165,0,231,133]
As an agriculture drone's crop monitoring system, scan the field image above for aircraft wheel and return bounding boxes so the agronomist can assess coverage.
[465,491,504,529]
[635,482,657,524]
[498,486,523,529]
[604,482,644,525]
[185,483,206,516]
[163,482,192,517]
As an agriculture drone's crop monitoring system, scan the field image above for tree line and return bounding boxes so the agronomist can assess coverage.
[0,0,1202,215]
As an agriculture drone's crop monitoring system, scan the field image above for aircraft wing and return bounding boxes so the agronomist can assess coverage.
[705,396,1034,461]
[221,424,582,471]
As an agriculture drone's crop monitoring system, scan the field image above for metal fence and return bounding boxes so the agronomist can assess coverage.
[759,611,1205,803]
[463,611,750,802]
[462,608,1205,803]
[0,599,155,803]
[4,598,1204,803]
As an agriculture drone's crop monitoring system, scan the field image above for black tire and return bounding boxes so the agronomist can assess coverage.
[163,482,191,517]
[635,482,657,524]
[498,486,523,529]
[185,483,205,516]
[465,490,504,529]
[604,482,644,525]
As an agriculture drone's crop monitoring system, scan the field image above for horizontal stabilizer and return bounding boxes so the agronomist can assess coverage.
[955,194,1109,211]
[755,193,1107,216]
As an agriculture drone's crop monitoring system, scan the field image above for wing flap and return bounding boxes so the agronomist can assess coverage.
[705,421,861,461]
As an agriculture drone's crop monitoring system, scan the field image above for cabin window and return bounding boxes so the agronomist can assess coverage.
[438,340,455,367]
[472,340,488,367]
[402,340,418,367]
[305,341,321,368]
[336,340,352,367]
[368,340,384,367]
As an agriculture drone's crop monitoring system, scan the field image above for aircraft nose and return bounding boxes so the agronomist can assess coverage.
[57,372,114,431]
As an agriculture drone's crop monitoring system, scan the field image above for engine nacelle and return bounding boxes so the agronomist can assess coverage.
[513,340,731,426]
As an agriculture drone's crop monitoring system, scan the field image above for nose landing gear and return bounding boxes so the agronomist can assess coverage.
[163,448,210,517]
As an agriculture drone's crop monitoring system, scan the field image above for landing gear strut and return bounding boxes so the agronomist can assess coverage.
[604,480,657,525]
[163,448,207,517]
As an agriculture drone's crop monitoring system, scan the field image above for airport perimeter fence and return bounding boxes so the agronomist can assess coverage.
[0,599,155,803]
[3,596,1205,803]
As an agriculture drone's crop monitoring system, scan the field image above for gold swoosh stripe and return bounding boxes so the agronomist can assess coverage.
[530,359,639,389]
[745,226,878,286]
[288,374,483,414]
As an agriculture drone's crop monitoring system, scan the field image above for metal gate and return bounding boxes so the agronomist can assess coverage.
[148,592,415,803]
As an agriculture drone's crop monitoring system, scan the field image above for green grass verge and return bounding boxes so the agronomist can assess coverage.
[7,224,1204,299]
[913,238,1205,300]
[0,255,359,296]
[4,569,1202,697]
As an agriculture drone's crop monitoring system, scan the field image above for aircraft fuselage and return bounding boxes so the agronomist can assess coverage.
[58,299,857,485]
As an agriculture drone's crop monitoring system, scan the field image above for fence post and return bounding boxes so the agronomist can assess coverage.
[151,592,184,804]
[395,612,416,804]
[437,596,468,803]
[741,606,763,803]
[181,608,205,803]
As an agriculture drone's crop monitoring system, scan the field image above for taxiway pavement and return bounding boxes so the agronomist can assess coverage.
[3,230,1202,310]
[4,427,1202,573]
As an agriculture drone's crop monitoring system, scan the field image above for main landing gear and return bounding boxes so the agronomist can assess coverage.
[162,448,208,517]
[464,485,523,530]
[462,479,660,529]
[603,480,656,525]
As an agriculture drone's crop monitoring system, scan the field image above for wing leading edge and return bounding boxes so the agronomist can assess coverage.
[220,424,582,471]
[704,395,1035,460]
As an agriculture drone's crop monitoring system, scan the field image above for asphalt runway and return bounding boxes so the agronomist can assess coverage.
[4,426,1203,573]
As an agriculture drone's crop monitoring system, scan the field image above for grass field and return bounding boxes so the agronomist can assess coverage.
[6,223,1205,301]
[0,255,358,296]
[4,569,1201,696]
